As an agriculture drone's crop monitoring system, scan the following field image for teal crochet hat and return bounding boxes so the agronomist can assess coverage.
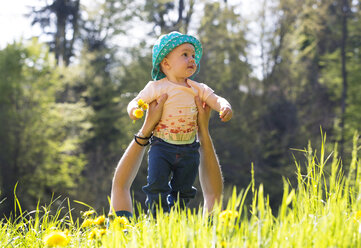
[151,31,202,81]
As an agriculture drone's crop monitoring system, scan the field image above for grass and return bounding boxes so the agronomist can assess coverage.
[1,132,361,247]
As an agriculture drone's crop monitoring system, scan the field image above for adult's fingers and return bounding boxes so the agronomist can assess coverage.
[195,96,212,128]
[148,94,168,111]
[195,96,203,113]
[156,94,168,108]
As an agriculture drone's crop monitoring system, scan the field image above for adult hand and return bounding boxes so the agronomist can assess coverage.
[195,96,223,214]
[110,94,168,214]
[140,94,168,137]
[194,96,212,135]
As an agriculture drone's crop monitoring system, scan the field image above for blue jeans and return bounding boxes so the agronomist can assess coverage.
[142,136,200,214]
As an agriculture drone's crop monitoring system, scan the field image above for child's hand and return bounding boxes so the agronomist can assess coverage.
[128,99,149,120]
[219,106,232,122]
[129,107,138,120]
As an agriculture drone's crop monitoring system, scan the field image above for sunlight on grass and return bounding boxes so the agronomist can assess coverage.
[1,133,360,247]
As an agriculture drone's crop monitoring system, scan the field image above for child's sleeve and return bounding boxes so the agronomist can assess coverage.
[198,83,214,102]
[127,81,157,116]
[199,83,231,112]
[135,81,157,103]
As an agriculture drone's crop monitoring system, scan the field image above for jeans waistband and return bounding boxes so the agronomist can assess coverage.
[151,136,199,148]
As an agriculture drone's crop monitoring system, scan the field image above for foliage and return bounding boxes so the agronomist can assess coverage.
[195,1,254,196]
[1,135,361,247]
[0,39,87,216]
[1,0,361,219]
[29,0,80,65]
[144,0,195,34]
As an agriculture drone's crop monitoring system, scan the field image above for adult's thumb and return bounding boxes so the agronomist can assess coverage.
[194,96,202,109]
[157,94,168,107]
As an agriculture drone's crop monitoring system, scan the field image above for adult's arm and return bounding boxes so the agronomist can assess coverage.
[195,96,224,215]
[110,94,168,213]
[110,94,223,215]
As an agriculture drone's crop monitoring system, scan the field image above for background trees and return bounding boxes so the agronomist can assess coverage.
[1,0,360,217]
[0,39,87,216]
[30,0,80,66]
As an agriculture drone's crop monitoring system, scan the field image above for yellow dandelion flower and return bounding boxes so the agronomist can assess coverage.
[43,230,69,247]
[137,99,145,108]
[87,228,107,240]
[142,103,149,110]
[221,241,227,247]
[112,217,132,231]
[87,229,98,240]
[97,228,107,237]
[133,108,144,119]
[219,210,238,222]
[81,219,94,228]
[353,210,361,223]
[83,210,96,217]
[94,215,106,226]
[113,216,129,228]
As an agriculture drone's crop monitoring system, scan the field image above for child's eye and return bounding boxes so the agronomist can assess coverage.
[183,53,188,56]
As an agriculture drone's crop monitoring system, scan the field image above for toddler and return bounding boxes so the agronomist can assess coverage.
[127,31,232,214]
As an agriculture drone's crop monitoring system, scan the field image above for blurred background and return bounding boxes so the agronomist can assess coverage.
[0,0,360,218]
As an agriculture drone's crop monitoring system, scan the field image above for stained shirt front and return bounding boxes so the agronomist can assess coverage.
[134,78,214,144]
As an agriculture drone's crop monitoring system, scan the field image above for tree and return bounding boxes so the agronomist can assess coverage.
[195,2,256,200]
[69,0,136,210]
[29,0,80,66]
[144,0,195,34]
[345,2,361,139]
[0,39,87,217]
[339,0,351,157]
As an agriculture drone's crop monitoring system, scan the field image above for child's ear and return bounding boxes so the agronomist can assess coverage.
[161,58,170,69]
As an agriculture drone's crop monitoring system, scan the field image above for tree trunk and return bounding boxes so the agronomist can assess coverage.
[183,0,194,33]
[56,0,67,66]
[340,0,349,158]
[65,0,80,66]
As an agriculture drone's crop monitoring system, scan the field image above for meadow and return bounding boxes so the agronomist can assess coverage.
[1,133,361,247]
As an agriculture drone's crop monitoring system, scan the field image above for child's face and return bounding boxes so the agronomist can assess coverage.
[162,43,197,79]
